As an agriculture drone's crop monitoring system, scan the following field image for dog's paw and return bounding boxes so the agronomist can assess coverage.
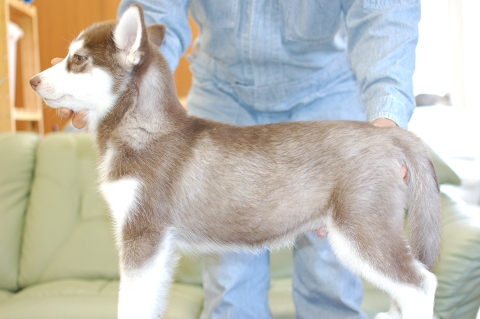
[374,313,400,319]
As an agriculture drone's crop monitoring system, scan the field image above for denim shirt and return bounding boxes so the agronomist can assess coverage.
[118,0,420,129]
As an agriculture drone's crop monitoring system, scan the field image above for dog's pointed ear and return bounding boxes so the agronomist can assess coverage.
[147,24,166,48]
[114,4,147,67]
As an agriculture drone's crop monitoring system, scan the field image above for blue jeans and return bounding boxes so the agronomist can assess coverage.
[187,72,368,319]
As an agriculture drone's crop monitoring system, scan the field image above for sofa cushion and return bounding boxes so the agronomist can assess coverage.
[0,290,13,304]
[428,147,461,186]
[433,191,480,319]
[0,280,204,319]
[0,133,39,292]
[269,278,295,319]
[18,134,118,288]
[0,280,118,319]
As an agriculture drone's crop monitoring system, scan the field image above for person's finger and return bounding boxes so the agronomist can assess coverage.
[58,108,74,120]
[372,118,397,128]
[51,58,64,65]
[71,110,88,129]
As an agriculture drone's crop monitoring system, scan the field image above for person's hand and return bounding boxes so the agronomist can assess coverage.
[58,108,88,129]
[51,58,88,129]
[371,118,397,128]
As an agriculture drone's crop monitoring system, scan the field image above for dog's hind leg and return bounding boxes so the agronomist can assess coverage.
[327,223,437,318]
[117,227,178,319]
[374,267,437,319]
[325,190,437,319]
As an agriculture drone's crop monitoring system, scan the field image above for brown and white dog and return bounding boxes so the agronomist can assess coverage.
[30,4,441,319]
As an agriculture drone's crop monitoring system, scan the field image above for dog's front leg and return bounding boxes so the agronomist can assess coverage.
[118,228,178,319]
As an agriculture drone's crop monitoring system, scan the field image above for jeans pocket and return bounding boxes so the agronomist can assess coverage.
[281,0,341,43]
[191,0,239,28]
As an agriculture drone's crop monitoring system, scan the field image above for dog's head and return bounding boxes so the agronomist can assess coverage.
[30,4,166,128]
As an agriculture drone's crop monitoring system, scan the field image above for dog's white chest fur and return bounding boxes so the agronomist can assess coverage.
[99,146,140,241]
[100,178,139,236]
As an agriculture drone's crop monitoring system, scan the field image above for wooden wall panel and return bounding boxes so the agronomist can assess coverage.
[174,15,198,99]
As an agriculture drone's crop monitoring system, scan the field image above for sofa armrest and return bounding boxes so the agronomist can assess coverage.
[0,133,39,292]
[434,190,480,319]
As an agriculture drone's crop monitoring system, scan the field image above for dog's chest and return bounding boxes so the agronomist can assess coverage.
[100,177,141,242]
[98,145,141,238]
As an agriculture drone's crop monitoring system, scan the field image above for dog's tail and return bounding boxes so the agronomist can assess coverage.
[404,140,442,271]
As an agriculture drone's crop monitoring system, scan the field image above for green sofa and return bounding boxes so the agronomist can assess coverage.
[1,132,480,319]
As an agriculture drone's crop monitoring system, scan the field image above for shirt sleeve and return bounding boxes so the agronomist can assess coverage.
[342,0,421,129]
[118,0,192,73]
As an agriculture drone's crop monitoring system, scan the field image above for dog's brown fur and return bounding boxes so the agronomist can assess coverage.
[31,4,441,319]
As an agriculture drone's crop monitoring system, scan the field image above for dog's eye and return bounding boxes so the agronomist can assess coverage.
[73,54,87,63]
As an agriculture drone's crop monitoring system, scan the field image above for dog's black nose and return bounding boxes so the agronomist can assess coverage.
[30,77,41,90]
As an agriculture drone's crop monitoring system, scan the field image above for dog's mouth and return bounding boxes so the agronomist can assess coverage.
[43,95,70,108]
[44,95,66,103]
[42,95,89,115]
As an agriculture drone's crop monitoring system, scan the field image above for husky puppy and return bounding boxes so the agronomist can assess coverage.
[30,4,441,319]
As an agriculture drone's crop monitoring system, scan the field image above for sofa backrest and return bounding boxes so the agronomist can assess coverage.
[0,133,39,292]
[18,133,119,288]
